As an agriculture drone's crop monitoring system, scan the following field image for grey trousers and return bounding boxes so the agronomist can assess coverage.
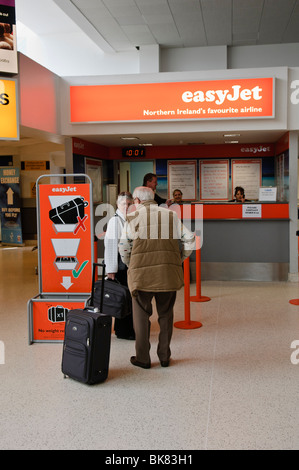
[132,290,177,364]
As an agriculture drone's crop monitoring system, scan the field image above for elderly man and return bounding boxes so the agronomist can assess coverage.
[119,186,195,369]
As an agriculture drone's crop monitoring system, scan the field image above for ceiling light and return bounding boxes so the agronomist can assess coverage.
[225,140,239,144]
[223,134,241,137]
[139,143,153,146]
[120,137,140,140]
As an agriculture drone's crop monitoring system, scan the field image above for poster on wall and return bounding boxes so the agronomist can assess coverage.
[0,166,23,244]
[276,153,286,201]
[0,0,17,74]
[85,158,102,203]
[0,78,19,140]
[168,160,197,201]
[199,160,229,201]
[231,159,262,200]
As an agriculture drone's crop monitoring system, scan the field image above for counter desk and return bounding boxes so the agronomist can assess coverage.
[181,202,289,282]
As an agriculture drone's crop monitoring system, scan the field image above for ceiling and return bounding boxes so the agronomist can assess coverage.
[10,0,299,149]
[17,0,299,53]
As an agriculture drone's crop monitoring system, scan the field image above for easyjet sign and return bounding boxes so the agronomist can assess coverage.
[70,77,274,123]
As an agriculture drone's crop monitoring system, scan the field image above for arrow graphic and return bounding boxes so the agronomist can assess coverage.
[61,276,73,290]
[6,187,14,205]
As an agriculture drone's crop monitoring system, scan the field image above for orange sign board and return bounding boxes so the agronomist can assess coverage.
[31,299,86,342]
[38,183,93,294]
[0,78,19,139]
[70,77,274,123]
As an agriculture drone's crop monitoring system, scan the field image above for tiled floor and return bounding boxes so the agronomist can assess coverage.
[1,245,299,450]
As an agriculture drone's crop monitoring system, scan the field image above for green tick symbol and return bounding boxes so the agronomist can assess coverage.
[72,260,88,278]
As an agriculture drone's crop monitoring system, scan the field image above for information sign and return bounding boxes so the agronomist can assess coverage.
[38,180,93,294]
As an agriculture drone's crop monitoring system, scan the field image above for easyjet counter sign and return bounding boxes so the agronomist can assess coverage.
[70,77,274,123]
[0,79,18,139]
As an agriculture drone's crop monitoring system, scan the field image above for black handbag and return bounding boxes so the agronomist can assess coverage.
[92,275,132,319]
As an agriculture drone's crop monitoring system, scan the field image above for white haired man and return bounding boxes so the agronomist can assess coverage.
[119,186,195,369]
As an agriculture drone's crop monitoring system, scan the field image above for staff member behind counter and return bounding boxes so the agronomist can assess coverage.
[229,186,250,203]
[143,173,172,206]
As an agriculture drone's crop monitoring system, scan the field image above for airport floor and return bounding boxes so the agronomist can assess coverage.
[1,245,299,450]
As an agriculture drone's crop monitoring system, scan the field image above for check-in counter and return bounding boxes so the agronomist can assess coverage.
[181,203,289,281]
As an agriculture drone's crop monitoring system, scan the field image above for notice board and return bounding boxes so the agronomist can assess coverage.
[199,159,229,201]
[231,159,262,200]
[168,160,197,200]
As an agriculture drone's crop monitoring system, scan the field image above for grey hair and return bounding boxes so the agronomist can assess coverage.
[133,186,155,201]
[116,191,133,205]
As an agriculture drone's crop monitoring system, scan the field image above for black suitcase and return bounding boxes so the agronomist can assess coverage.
[61,262,112,385]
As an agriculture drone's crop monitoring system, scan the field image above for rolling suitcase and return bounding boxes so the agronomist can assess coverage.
[61,262,112,385]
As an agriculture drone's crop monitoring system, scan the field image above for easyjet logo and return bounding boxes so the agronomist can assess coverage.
[241,145,271,154]
[182,85,262,105]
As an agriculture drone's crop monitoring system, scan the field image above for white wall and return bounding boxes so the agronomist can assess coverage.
[228,44,299,70]
[160,46,227,72]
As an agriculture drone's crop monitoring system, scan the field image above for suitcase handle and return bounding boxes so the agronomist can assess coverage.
[90,261,105,311]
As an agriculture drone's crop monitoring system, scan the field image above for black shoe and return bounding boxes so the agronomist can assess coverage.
[160,360,170,367]
[130,356,151,369]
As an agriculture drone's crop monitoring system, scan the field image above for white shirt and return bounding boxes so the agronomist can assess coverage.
[104,209,126,274]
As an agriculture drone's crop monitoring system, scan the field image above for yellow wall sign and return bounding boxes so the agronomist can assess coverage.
[24,161,49,171]
[0,78,19,140]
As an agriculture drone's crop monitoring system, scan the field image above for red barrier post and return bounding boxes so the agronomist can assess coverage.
[174,257,202,329]
[190,235,211,303]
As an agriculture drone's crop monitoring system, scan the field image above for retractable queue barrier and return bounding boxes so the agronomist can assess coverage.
[174,257,202,330]
[190,235,211,303]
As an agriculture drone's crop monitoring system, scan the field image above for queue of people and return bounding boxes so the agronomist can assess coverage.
[103,178,249,369]
[104,179,195,369]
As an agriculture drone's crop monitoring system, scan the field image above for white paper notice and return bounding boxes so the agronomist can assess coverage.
[168,160,197,200]
[242,204,262,218]
[232,160,261,200]
[200,160,229,200]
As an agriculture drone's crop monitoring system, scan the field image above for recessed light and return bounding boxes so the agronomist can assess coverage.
[225,140,239,144]
[120,137,140,140]
[223,134,241,137]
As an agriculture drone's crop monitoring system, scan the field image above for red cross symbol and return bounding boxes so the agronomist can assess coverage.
[74,215,88,235]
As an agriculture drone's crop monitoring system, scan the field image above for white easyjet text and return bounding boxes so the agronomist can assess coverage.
[182,85,263,105]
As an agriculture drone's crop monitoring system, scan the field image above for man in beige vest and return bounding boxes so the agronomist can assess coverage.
[119,186,195,369]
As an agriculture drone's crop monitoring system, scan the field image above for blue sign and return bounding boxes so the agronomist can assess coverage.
[0,167,23,244]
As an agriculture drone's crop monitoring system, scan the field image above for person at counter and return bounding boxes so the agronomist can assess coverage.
[230,186,249,203]
[143,173,172,206]
[172,189,183,204]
